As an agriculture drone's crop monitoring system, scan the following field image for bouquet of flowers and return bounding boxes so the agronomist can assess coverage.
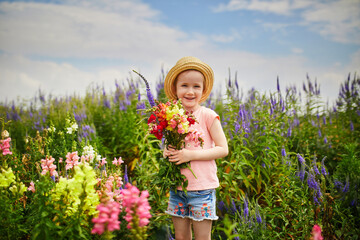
[147,100,204,192]
[133,70,204,193]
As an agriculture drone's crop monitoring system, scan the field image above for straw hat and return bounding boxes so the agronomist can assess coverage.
[164,56,214,103]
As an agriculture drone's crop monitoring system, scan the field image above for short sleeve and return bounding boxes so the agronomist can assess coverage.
[205,108,220,131]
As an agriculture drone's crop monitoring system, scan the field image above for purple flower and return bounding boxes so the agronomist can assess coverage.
[119,102,126,111]
[299,164,306,182]
[321,157,327,176]
[277,76,280,92]
[124,165,129,185]
[313,158,320,175]
[287,127,292,137]
[255,206,262,223]
[313,194,321,205]
[235,75,239,90]
[297,154,305,165]
[217,200,226,214]
[334,180,342,189]
[133,70,156,107]
[350,121,354,131]
[103,99,111,108]
[343,180,349,193]
[230,200,237,215]
[324,136,328,144]
[137,102,146,110]
[307,172,317,189]
[243,196,249,218]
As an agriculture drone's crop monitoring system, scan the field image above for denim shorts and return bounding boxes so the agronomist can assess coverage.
[165,189,218,221]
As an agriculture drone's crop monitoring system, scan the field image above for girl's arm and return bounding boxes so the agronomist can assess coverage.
[168,118,228,165]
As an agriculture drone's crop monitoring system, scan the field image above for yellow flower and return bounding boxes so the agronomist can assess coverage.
[0,167,15,188]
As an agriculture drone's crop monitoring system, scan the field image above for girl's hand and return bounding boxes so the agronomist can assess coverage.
[163,145,176,158]
[168,148,191,165]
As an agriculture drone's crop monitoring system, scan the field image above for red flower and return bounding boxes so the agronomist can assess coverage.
[159,119,168,129]
[150,125,163,140]
[187,117,195,126]
[148,114,156,124]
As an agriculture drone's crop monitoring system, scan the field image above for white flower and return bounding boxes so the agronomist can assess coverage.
[83,145,96,163]
[1,130,9,138]
[66,123,78,134]
[66,127,74,134]
[47,126,56,133]
[71,123,78,131]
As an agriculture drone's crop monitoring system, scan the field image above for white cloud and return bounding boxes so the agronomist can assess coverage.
[214,0,310,15]
[211,29,242,43]
[291,48,303,54]
[214,0,360,44]
[0,0,358,106]
[0,1,203,60]
[301,0,360,44]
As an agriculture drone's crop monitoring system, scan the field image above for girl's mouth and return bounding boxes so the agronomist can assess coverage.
[184,97,195,101]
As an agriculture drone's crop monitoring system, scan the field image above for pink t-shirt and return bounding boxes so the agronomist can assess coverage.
[178,106,220,191]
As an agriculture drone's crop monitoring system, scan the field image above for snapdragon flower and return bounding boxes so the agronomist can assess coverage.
[112,157,124,166]
[83,145,96,162]
[0,167,15,187]
[9,182,27,196]
[311,224,323,240]
[92,201,121,235]
[41,156,58,177]
[52,163,99,217]
[28,181,36,193]
[66,118,78,134]
[1,130,9,138]
[122,183,151,229]
[0,137,12,155]
[65,151,80,170]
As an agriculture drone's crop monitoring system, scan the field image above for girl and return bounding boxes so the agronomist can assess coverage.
[163,56,228,240]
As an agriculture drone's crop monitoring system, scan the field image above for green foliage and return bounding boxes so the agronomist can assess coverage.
[0,71,359,239]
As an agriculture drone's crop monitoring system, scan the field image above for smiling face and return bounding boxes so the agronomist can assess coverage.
[175,70,204,112]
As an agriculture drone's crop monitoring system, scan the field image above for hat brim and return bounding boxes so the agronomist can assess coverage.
[164,57,214,104]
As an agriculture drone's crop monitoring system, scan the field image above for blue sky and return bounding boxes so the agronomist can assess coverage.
[0,0,359,104]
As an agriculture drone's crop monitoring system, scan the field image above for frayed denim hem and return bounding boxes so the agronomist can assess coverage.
[165,211,219,221]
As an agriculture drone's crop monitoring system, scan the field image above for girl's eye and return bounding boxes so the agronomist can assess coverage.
[181,84,187,87]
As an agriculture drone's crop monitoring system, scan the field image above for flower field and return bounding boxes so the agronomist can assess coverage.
[0,71,359,239]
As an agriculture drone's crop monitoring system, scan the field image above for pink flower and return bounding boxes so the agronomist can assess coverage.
[65,152,80,170]
[312,224,323,240]
[116,176,123,188]
[41,156,58,177]
[112,157,124,166]
[121,183,151,229]
[91,201,121,235]
[28,181,35,193]
[169,119,177,129]
[0,137,12,155]
[100,158,107,166]
[80,155,89,163]
[58,157,63,163]
[177,124,185,134]
[185,130,204,147]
